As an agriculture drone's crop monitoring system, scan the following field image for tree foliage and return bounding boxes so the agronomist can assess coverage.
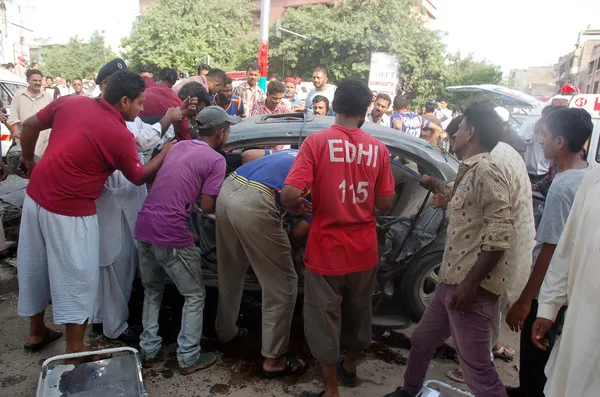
[121,0,258,72]
[438,53,503,106]
[268,0,502,106]
[38,31,116,80]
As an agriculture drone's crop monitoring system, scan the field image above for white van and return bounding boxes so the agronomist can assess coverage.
[517,84,600,167]
[0,69,28,159]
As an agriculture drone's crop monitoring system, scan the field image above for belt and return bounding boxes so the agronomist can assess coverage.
[230,172,275,198]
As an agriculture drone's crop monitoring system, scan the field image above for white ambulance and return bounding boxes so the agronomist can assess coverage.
[518,84,600,167]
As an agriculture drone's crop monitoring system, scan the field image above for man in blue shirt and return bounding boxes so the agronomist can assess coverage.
[215,149,310,380]
[390,96,442,144]
[211,76,245,117]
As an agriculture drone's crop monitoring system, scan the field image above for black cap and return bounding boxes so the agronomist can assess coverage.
[96,58,127,84]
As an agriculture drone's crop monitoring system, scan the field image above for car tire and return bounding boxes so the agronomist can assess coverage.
[400,251,443,321]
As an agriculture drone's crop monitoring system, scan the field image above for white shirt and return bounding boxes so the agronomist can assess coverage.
[96,117,172,266]
[518,122,550,176]
[305,84,336,115]
[434,107,453,130]
[365,109,390,127]
[490,142,536,304]
[537,166,600,397]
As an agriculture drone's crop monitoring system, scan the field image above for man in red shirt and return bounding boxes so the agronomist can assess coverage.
[139,68,195,141]
[16,71,173,355]
[282,79,395,397]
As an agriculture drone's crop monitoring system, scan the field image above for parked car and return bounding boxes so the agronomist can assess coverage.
[0,69,28,159]
[190,113,459,323]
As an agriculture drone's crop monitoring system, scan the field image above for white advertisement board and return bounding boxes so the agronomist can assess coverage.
[368,52,398,96]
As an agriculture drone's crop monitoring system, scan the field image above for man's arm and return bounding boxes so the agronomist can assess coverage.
[127,142,174,186]
[282,139,314,214]
[8,95,21,140]
[419,174,449,193]
[392,118,403,131]
[506,243,556,331]
[425,122,443,144]
[374,148,395,212]
[196,156,227,214]
[18,115,51,177]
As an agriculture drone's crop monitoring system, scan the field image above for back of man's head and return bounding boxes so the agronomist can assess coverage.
[546,108,592,153]
[103,71,145,105]
[425,101,436,113]
[138,64,154,74]
[198,63,210,74]
[332,79,371,117]
[446,115,464,139]
[158,68,178,86]
[393,95,410,111]
[463,102,503,152]
[206,68,227,85]
[267,80,285,96]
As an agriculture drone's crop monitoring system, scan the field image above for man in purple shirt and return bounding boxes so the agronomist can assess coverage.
[135,106,239,375]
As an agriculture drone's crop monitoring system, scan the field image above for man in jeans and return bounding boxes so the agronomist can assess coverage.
[384,103,514,397]
[135,106,238,375]
[505,107,591,397]
[282,79,395,397]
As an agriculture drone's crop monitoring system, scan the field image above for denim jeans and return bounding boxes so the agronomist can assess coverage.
[138,242,206,368]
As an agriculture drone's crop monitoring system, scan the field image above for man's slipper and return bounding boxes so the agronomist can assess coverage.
[299,392,324,397]
[493,345,515,362]
[264,356,306,378]
[337,358,357,387]
[23,329,63,352]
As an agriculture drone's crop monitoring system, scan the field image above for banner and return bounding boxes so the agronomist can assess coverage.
[368,52,398,96]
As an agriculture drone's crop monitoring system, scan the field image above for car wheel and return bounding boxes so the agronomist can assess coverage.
[400,252,443,320]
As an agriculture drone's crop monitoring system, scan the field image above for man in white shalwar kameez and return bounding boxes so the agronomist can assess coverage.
[532,166,600,397]
[91,59,180,341]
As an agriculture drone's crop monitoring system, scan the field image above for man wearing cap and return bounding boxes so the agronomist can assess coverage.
[215,149,311,378]
[135,106,238,375]
[91,59,186,343]
[17,71,173,355]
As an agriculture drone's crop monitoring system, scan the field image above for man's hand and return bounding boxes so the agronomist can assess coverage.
[506,298,532,332]
[17,157,36,178]
[286,197,312,216]
[433,193,447,209]
[165,106,184,123]
[449,280,479,312]
[180,96,198,117]
[0,161,7,182]
[419,174,432,189]
[160,140,176,155]
[531,318,554,351]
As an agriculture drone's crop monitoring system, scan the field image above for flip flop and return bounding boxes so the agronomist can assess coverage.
[23,329,62,352]
[337,358,357,387]
[493,346,515,362]
[264,356,306,378]
[446,368,466,383]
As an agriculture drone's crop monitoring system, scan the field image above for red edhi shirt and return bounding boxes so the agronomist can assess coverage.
[27,96,145,217]
[139,84,190,140]
[285,125,395,276]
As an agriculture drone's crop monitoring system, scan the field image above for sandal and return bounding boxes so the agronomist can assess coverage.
[446,368,466,383]
[337,358,357,387]
[264,356,306,378]
[493,345,515,362]
[23,328,63,352]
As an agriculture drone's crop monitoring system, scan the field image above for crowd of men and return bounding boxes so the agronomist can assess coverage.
[3,55,598,397]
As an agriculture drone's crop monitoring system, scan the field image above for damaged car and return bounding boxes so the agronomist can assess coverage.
[191,112,459,326]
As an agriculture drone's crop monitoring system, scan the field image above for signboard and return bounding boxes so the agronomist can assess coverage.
[368,52,398,96]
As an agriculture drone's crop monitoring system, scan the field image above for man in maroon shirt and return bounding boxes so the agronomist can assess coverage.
[16,71,173,355]
[139,68,195,141]
[282,80,395,397]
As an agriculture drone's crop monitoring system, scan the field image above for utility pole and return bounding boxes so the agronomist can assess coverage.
[258,0,270,92]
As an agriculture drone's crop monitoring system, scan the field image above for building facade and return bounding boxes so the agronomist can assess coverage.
[556,28,600,87]
[579,44,600,94]
[509,65,556,99]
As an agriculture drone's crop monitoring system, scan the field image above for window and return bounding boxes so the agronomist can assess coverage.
[594,81,600,94]
[589,61,595,75]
